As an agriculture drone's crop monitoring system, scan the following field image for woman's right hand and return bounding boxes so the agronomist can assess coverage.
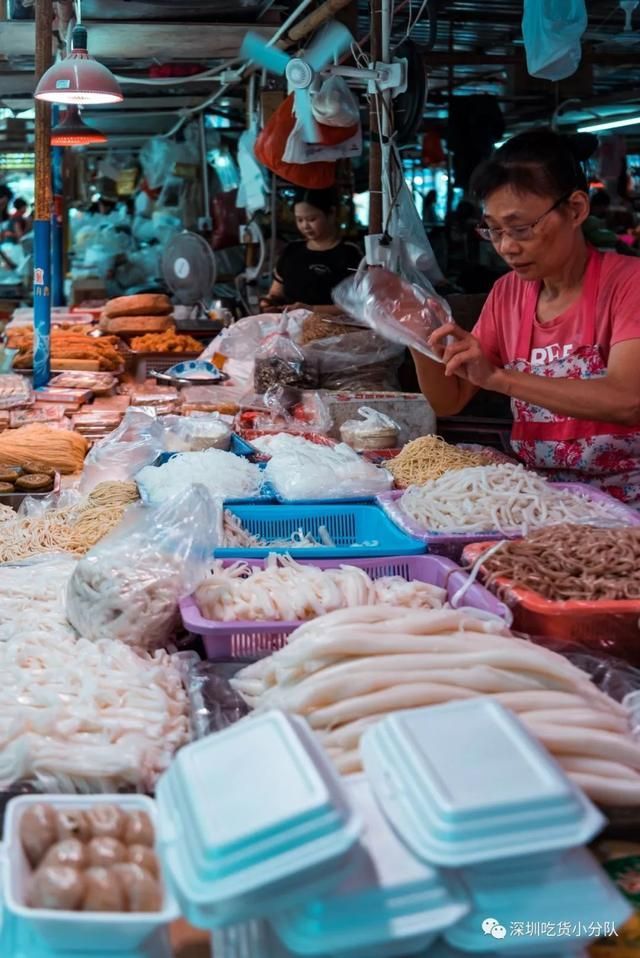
[428,323,501,389]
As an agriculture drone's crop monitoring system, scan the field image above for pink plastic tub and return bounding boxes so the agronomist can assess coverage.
[377,482,640,561]
[179,554,512,660]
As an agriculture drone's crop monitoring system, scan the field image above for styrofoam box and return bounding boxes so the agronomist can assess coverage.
[429,941,588,958]
[273,774,469,958]
[156,711,362,929]
[361,699,605,867]
[445,848,632,953]
[3,794,179,953]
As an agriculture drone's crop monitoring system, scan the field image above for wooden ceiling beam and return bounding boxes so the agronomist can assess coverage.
[0,21,275,60]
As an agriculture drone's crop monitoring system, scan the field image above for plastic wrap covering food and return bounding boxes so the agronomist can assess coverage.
[0,555,190,793]
[160,414,232,453]
[254,331,315,394]
[238,388,332,438]
[67,486,220,651]
[0,373,32,410]
[303,329,404,391]
[340,406,400,452]
[254,433,393,501]
[333,266,452,362]
[80,410,166,493]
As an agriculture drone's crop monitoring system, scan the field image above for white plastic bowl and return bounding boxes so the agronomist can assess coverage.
[3,794,179,953]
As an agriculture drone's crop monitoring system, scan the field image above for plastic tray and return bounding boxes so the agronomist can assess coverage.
[462,541,640,663]
[3,794,179,953]
[155,711,362,929]
[378,482,640,560]
[0,471,60,511]
[217,503,426,560]
[180,554,511,660]
[361,699,605,868]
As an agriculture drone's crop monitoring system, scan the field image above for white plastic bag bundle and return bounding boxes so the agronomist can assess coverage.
[340,406,401,452]
[522,0,587,81]
[284,119,362,165]
[66,485,220,650]
[311,76,360,128]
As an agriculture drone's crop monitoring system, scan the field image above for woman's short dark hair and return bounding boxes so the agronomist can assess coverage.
[293,187,338,216]
[470,129,595,202]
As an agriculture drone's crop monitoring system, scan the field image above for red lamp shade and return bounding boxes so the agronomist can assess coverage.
[51,106,107,146]
[35,26,123,105]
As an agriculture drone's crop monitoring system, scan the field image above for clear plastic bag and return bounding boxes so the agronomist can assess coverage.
[340,406,401,451]
[260,433,393,500]
[254,330,315,394]
[66,485,220,650]
[79,409,166,493]
[311,76,360,128]
[333,266,451,363]
[283,117,362,165]
[303,328,404,391]
[522,0,587,81]
[161,413,231,452]
[0,373,32,409]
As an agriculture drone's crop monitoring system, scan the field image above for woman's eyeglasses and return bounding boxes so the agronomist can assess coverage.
[476,193,572,244]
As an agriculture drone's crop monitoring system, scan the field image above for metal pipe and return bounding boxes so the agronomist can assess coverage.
[199,111,211,228]
[380,0,392,227]
[51,105,65,306]
[33,0,52,389]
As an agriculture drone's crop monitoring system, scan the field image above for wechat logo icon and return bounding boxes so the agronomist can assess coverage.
[482,918,508,940]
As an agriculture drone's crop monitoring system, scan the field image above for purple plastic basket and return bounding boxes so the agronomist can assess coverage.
[377,481,640,561]
[179,554,512,660]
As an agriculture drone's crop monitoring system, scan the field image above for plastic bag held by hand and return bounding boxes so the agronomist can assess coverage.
[66,485,220,650]
[522,0,587,81]
[333,266,451,363]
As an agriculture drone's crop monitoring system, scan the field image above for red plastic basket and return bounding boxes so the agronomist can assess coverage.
[463,541,640,664]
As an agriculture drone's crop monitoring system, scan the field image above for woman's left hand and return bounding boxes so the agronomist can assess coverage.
[288,302,313,312]
[428,323,502,389]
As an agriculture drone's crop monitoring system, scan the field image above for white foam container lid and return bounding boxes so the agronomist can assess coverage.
[445,847,632,953]
[428,941,588,958]
[2,794,178,954]
[361,699,605,866]
[273,774,470,957]
[155,710,362,928]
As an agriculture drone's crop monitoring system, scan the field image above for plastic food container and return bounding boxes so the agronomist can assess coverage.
[463,540,640,665]
[273,774,470,958]
[3,794,178,953]
[217,503,426,560]
[0,909,172,958]
[180,554,512,661]
[445,848,632,953]
[155,711,362,929]
[361,699,605,868]
[430,941,587,958]
[377,482,640,561]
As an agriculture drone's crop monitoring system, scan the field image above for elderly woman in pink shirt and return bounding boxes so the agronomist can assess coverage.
[413,129,640,506]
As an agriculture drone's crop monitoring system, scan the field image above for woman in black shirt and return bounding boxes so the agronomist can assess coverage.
[260,188,361,313]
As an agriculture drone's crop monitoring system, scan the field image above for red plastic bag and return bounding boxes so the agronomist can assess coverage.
[254,94,336,188]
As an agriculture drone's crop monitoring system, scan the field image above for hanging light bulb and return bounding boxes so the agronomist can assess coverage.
[35,25,123,105]
[51,106,107,146]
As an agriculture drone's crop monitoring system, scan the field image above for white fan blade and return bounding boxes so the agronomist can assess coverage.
[304,21,353,72]
[294,88,321,143]
[240,32,290,75]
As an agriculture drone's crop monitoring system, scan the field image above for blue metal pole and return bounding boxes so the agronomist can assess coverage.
[33,217,51,388]
[51,106,65,307]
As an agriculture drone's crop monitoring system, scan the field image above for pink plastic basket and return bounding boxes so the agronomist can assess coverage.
[179,554,511,660]
[377,482,640,561]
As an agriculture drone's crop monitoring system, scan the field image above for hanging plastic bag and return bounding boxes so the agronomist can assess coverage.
[339,406,401,451]
[386,171,445,286]
[333,266,451,363]
[522,0,587,82]
[254,94,336,188]
[254,326,316,393]
[237,122,268,214]
[66,485,220,650]
[284,118,362,165]
[79,409,166,493]
[311,76,360,128]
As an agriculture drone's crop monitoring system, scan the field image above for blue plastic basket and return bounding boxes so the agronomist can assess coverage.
[217,503,426,558]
